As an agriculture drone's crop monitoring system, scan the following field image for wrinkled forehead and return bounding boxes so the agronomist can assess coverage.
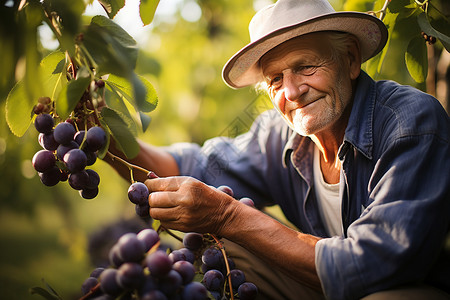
[259,33,333,74]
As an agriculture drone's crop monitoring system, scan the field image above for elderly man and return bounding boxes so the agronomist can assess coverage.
[106,0,450,299]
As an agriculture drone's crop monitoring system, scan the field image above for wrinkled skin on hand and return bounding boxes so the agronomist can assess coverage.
[145,176,238,235]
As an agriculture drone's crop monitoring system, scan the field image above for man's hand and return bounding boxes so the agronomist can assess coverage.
[145,176,237,234]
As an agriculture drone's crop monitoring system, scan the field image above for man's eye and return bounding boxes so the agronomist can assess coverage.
[269,75,282,87]
[294,66,317,75]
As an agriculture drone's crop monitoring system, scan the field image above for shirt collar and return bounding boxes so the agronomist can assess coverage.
[340,71,376,160]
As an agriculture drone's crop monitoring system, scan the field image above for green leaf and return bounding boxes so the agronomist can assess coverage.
[104,86,138,135]
[139,0,160,26]
[139,111,152,132]
[405,35,427,83]
[29,287,61,300]
[97,0,125,19]
[91,15,136,48]
[101,107,140,159]
[5,51,66,136]
[365,10,399,76]
[5,81,33,137]
[56,76,90,120]
[106,74,158,113]
[417,12,450,51]
[82,18,138,77]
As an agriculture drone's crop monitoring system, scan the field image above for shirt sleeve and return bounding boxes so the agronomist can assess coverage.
[316,123,450,299]
[164,109,288,206]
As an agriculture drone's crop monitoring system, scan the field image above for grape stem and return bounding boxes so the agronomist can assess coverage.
[105,151,152,179]
[79,283,101,300]
[211,234,235,300]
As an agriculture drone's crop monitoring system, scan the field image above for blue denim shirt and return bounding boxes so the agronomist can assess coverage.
[166,71,450,299]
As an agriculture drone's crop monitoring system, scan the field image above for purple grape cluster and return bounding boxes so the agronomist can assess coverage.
[183,231,258,300]
[80,228,209,300]
[32,112,107,199]
[81,228,258,300]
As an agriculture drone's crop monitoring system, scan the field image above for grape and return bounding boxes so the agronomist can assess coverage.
[117,233,146,263]
[182,282,208,300]
[32,150,56,172]
[201,246,223,269]
[169,250,186,264]
[86,126,107,152]
[68,170,89,190]
[141,290,168,300]
[209,291,222,300]
[38,166,61,186]
[79,187,99,199]
[38,132,59,151]
[183,232,204,251]
[137,228,160,252]
[56,141,79,161]
[108,244,124,268]
[137,276,157,297]
[86,169,100,189]
[202,269,224,292]
[85,151,97,166]
[135,203,150,218]
[116,262,145,290]
[237,282,258,300]
[158,269,183,295]
[229,269,246,289]
[99,268,122,296]
[64,148,87,173]
[128,182,150,205]
[178,248,195,264]
[90,267,105,278]
[145,250,172,277]
[217,185,234,197]
[81,277,98,295]
[172,260,196,284]
[239,197,255,207]
[74,130,85,146]
[34,113,54,134]
[53,121,76,145]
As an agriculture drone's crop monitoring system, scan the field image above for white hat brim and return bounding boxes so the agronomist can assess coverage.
[222,11,388,89]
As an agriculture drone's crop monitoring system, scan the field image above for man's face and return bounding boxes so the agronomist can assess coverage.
[260,33,358,137]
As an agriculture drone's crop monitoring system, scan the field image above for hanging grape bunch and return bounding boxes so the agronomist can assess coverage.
[31,93,107,200]
[79,227,258,300]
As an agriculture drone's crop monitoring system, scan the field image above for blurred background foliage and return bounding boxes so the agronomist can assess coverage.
[0,0,448,299]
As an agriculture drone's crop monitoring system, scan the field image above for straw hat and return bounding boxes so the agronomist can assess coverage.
[222,0,388,88]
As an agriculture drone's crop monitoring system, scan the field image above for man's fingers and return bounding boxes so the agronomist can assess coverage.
[149,207,178,222]
[145,176,185,192]
[148,191,177,208]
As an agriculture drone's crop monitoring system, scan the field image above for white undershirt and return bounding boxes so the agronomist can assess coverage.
[313,146,343,237]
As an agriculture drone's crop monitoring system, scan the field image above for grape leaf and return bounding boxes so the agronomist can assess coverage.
[106,74,158,113]
[139,0,160,26]
[5,51,66,137]
[97,0,125,19]
[82,18,138,77]
[5,82,32,137]
[101,107,140,159]
[139,111,152,132]
[405,35,427,83]
[56,76,90,120]
[104,86,138,134]
[417,12,450,52]
[29,287,61,300]
[91,15,136,48]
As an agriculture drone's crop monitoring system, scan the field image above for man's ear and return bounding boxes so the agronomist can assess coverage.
[348,37,362,80]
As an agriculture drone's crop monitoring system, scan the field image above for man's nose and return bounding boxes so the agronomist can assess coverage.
[284,73,308,102]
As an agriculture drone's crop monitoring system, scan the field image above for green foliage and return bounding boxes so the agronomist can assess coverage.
[357,0,450,83]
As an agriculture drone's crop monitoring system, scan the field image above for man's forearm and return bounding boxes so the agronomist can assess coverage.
[220,201,323,292]
[104,139,180,182]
